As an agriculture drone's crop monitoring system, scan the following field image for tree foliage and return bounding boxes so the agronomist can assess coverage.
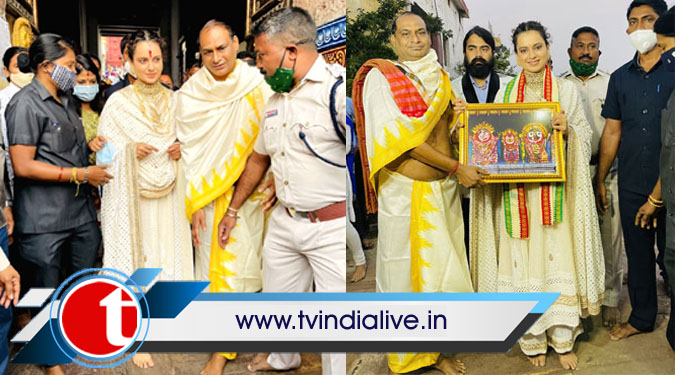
[494,45,517,76]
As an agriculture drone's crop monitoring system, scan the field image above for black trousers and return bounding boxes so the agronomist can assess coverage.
[16,221,101,289]
[619,189,667,332]
[664,246,675,350]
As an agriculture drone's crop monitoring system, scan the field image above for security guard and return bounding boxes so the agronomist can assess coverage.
[595,0,673,342]
[216,7,346,375]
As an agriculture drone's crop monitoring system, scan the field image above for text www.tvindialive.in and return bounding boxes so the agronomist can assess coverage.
[235,310,448,331]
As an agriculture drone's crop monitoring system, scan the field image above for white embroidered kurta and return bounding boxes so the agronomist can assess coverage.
[470,75,604,343]
[99,83,193,281]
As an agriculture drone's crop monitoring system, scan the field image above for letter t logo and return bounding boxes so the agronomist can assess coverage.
[100,288,137,346]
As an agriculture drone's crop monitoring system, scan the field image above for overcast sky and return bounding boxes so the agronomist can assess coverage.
[464,0,675,75]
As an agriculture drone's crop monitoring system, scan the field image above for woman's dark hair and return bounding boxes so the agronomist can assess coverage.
[80,52,101,69]
[512,21,551,50]
[3,46,28,72]
[75,54,103,114]
[121,33,132,56]
[127,29,167,61]
[17,53,31,73]
[28,33,74,73]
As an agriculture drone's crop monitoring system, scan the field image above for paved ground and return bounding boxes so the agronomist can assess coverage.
[345,243,675,375]
[8,353,323,375]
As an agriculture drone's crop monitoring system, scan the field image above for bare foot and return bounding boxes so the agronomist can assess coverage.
[132,353,155,369]
[248,353,274,372]
[434,357,466,375]
[558,351,578,370]
[609,322,642,341]
[351,264,367,283]
[602,305,620,328]
[44,365,65,375]
[527,354,546,367]
[200,353,227,375]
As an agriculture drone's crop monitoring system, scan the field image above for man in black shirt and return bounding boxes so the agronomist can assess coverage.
[595,0,673,341]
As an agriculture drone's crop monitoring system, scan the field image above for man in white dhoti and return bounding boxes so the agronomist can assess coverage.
[353,12,485,375]
[175,20,272,375]
[99,29,193,369]
[470,21,604,371]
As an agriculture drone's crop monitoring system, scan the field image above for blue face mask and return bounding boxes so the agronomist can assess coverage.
[96,141,117,165]
[73,84,99,102]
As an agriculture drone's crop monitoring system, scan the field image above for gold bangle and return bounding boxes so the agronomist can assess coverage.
[647,199,663,208]
[648,195,663,205]
[648,196,663,207]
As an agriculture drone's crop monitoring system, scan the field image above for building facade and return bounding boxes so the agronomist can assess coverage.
[412,0,468,78]
[247,0,346,66]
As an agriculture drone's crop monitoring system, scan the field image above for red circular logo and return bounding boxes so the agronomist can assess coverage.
[59,278,141,358]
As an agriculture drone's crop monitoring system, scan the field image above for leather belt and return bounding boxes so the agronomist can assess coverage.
[284,201,346,223]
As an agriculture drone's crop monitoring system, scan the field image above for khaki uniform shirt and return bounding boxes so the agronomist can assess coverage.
[561,69,610,161]
[254,56,346,212]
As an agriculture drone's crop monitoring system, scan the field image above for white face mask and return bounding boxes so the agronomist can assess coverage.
[629,29,658,54]
[10,71,33,88]
[123,60,137,79]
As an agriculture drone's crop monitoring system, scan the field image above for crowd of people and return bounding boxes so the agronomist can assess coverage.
[352,0,675,374]
[0,6,348,375]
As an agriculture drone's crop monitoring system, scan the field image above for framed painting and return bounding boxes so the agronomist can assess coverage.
[458,102,565,183]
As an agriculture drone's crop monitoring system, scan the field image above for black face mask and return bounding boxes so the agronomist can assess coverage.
[464,55,495,79]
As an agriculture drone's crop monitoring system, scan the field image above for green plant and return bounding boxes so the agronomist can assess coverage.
[494,44,517,76]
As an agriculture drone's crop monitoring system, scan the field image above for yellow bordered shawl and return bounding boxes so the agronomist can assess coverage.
[353,60,455,212]
[176,61,268,219]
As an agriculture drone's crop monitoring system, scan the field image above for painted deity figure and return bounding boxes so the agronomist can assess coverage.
[501,128,521,163]
[470,122,498,165]
[521,122,550,163]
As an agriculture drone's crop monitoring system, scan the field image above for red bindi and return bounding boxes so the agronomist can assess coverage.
[149,50,152,57]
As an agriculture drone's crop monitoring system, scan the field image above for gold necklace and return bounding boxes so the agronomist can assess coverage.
[132,81,171,135]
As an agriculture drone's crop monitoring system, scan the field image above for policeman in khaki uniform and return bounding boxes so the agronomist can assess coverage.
[216,7,346,375]
[561,26,623,327]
